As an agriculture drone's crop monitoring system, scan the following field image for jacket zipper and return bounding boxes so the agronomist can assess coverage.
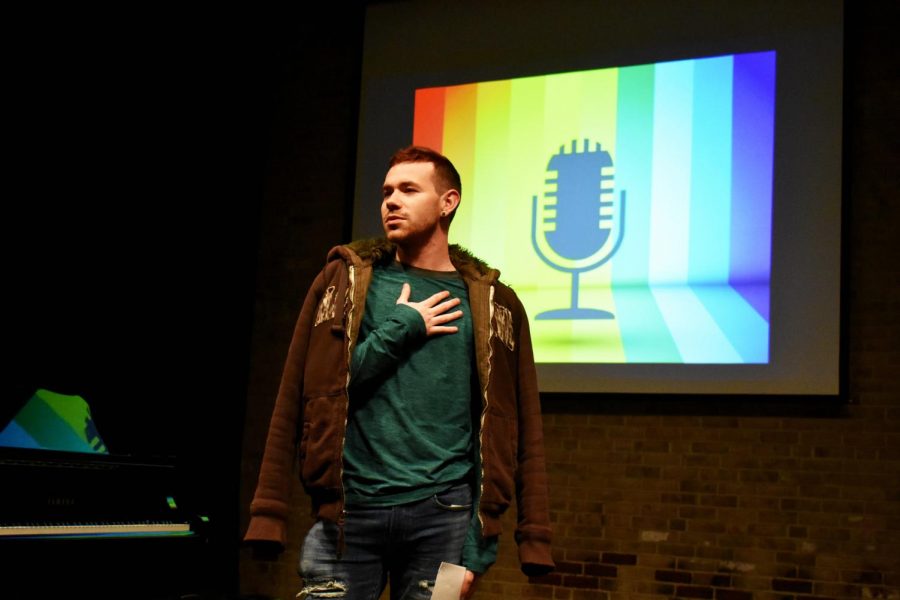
[337,264,356,557]
[477,284,495,534]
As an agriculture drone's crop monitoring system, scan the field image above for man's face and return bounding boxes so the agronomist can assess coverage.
[381,161,446,246]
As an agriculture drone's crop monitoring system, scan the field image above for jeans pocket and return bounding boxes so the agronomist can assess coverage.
[431,483,473,512]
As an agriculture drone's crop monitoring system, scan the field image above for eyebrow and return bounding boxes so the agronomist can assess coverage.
[382,180,420,193]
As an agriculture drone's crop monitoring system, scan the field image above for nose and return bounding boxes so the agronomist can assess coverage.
[383,191,401,210]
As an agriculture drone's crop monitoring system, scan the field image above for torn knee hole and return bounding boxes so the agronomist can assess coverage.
[297,579,347,599]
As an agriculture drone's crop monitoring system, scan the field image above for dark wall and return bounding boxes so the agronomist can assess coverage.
[5,6,270,597]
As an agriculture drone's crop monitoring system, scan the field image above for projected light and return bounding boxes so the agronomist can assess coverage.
[413,51,775,365]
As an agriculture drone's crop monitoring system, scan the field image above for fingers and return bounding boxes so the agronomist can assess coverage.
[421,289,456,308]
[425,309,462,335]
[432,309,464,325]
[426,306,463,336]
[426,292,462,316]
[397,285,461,316]
[437,297,462,313]
[395,283,464,335]
[397,284,451,307]
[398,284,448,307]
[395,282,411,304]
[461,570,476,599]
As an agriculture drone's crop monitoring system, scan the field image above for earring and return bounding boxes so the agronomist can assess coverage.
[441,211,446,217]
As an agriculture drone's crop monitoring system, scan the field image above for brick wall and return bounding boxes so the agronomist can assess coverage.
[480,406,899,600]
[239,4,899,599]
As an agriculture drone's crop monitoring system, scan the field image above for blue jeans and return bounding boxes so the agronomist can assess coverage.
[298,483,472,600]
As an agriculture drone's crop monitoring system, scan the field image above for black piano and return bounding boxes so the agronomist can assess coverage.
[0,391,213,599]
[1,447,212,599]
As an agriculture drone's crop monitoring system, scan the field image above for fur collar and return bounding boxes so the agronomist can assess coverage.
[333,237,497,281]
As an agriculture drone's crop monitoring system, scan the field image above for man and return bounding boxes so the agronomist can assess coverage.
[245,146,553,599]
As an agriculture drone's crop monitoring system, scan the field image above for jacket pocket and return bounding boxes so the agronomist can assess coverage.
[300,394,345,490]
[481,412,517,512]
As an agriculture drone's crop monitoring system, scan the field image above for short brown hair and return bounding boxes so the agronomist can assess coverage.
[388,145,462,199]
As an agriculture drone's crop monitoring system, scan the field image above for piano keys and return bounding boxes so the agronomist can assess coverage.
[0,521,192,537]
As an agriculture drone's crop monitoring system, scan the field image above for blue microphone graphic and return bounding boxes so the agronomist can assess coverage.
[531,139,626,320]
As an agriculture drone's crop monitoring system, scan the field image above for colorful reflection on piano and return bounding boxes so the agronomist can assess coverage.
[0,388,108,454]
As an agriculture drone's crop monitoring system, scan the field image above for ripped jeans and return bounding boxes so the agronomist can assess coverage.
[298,482,472,600]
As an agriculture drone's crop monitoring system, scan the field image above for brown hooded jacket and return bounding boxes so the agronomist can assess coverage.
[245,238,554,575]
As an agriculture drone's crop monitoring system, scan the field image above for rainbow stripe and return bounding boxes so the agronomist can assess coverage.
[414,51,775,364]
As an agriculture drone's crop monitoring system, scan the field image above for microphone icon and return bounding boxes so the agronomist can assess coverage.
[531,139,626,320]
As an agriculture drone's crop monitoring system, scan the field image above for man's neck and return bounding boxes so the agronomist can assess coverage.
[394,238,454,271]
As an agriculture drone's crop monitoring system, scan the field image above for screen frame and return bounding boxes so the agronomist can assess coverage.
[354,0,845,398]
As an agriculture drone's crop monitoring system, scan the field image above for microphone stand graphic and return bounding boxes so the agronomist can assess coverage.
[531,139,626,320]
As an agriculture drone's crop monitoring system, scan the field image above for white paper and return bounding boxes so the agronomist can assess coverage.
[431,561,466,600]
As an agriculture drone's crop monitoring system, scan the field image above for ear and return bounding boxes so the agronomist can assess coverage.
[441,189,461,218]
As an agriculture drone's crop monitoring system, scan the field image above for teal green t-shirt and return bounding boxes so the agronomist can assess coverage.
[343,260,497,573]
[344,261,475,505]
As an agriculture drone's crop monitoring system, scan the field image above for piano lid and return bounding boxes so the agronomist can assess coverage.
[0,388,108,454]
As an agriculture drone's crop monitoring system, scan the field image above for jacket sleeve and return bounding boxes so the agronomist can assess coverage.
[243,268,327,550]
[514,301,555,575]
